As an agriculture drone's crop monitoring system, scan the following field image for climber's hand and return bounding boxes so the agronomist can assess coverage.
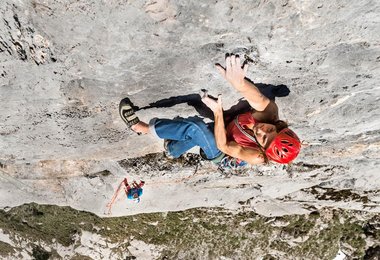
[215,54,248,90]
[201,93,223,114]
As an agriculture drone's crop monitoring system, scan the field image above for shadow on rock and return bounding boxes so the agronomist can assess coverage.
[254,82,290,100]
[138,83,290,121]
[139,93,214,120]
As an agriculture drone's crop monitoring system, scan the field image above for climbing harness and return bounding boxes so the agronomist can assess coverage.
[217,155,248,177]
[219,156,247,169]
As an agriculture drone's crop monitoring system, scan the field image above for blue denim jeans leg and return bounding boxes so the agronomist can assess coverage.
[149,117,222,159]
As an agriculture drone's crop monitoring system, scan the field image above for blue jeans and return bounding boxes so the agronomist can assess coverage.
[149,117,223,160]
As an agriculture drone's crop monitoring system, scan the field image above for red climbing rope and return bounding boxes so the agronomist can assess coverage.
[106,178,128,215]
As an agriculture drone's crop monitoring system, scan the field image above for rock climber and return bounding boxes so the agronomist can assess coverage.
[119,54,301,166]
[124,179,145,203]
[106,178,145,214]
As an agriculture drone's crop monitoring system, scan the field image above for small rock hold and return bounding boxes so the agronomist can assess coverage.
[281,0,288,7]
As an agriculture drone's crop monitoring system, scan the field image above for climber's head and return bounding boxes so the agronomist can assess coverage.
[254,121,301,164]
[253,123,278,149]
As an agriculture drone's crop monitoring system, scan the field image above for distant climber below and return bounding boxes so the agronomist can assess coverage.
[119,54,301,166]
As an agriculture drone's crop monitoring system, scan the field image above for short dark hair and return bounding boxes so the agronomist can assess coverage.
[274,120,288,133]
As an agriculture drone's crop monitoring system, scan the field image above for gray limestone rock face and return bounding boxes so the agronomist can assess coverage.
[0,0,379,218]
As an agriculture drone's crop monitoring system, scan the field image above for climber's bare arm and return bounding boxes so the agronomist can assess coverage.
[219,141,265,165]
[216,55,270,112]
[213,107,264,164]
[201,94,265,165]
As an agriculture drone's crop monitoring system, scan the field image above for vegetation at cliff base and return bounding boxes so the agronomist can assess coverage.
[0,203,378,259]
